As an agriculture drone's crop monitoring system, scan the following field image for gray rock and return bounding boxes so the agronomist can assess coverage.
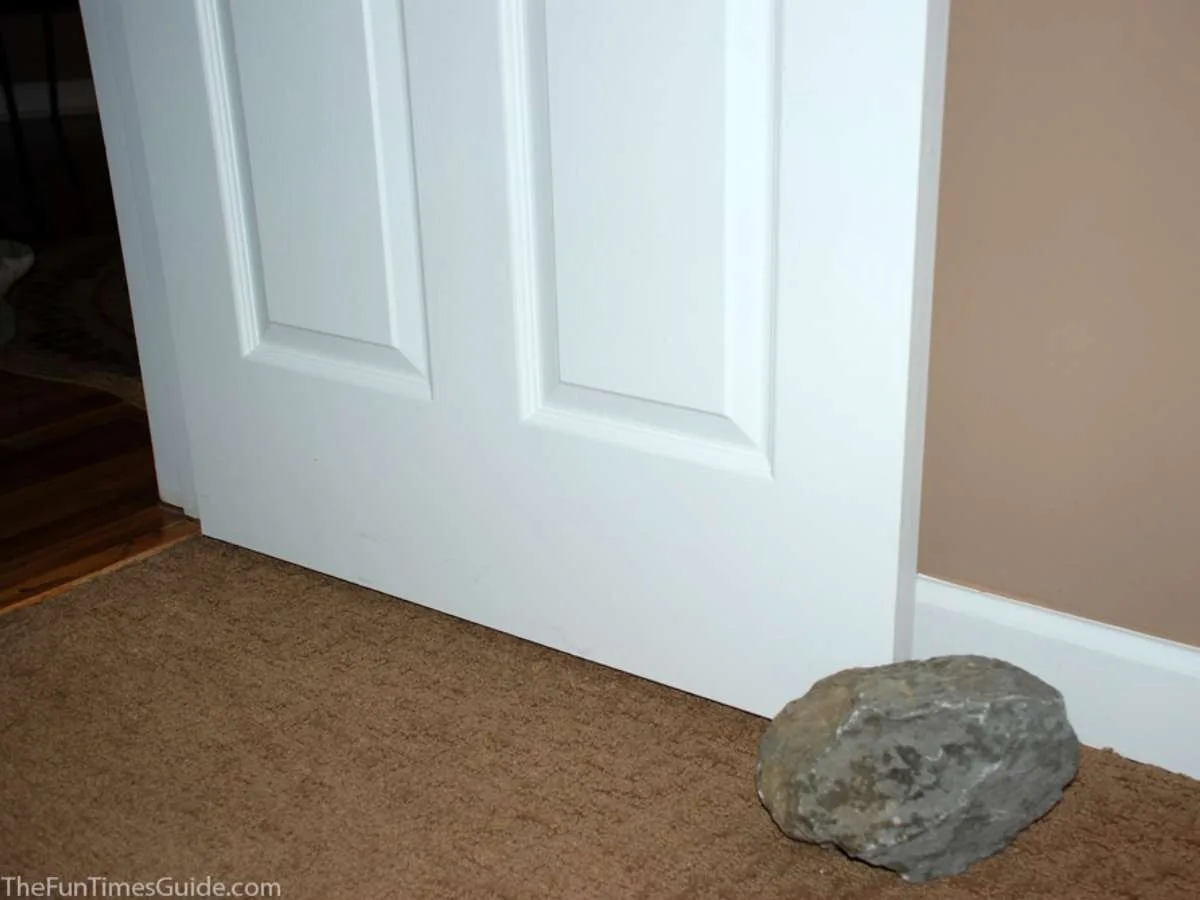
[756,655,1080,882]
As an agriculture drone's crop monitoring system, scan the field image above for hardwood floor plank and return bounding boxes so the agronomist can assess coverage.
[0,483,162,562]
[0,505,168,586]
[0,511,199,612]
[0,374,121,439]
[0,399,137,454]
[0,372,199,612]
[0,409,153,493]
[0,448,158,542]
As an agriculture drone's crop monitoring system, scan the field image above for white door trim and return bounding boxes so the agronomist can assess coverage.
[79,0,198,514]
[914,575,1200,779]
[893,0,950,660]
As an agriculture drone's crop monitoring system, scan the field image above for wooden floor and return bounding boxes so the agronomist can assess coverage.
[0,370,198,614]
[1,101,196,611]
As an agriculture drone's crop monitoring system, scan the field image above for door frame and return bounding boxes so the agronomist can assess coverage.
[80,0,199,515]
[77,0,950,665]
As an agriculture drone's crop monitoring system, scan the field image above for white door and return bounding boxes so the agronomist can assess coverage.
[92,0,947,716]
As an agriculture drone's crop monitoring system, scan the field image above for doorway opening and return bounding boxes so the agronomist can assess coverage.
[0,0,196,614]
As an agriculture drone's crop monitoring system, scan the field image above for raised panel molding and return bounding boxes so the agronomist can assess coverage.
[502,0,780,476]
[195,0,431,399]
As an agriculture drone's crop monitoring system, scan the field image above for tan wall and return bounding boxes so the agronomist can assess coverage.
[920,0,1200,647]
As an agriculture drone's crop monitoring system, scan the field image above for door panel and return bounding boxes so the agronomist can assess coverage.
[506,0,777,474]
[223,0,430,392]
[108,0,948,717]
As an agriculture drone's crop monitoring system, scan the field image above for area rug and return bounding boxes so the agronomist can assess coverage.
[1,538,1197,899]
[0,234,144,408]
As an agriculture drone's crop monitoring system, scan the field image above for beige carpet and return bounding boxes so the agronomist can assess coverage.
[1,538,1197,899]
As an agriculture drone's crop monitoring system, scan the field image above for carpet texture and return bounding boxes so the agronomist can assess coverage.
[1,538,1197,899]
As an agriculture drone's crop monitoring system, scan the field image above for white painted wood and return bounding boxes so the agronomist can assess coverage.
[103,0,948,718]
[506,0,780,476]
[78,2,198,514]
[544,0,731,414]
[226,0,428,364]
[915,575,1200,780]
[895,0,950,661]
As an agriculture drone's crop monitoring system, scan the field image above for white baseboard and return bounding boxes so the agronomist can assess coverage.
[0,79,98,121]
[913,575,1200,780]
